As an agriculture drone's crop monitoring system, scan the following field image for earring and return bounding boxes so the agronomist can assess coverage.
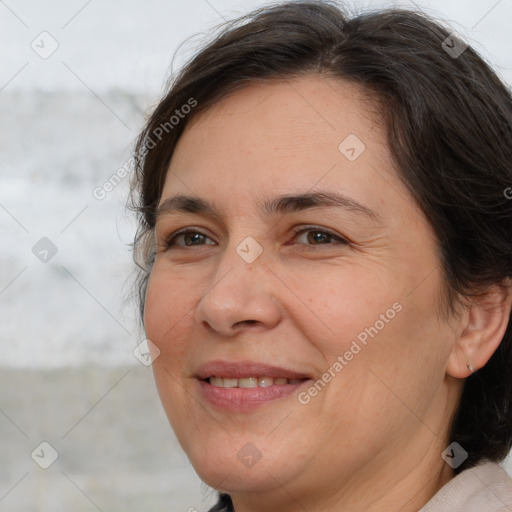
[466,362,474,373]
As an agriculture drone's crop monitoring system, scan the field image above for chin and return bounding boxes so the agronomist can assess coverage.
[193,457,286,494]
[182,435,295,493]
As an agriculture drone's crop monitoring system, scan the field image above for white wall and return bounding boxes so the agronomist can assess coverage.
[1,0,511,367]
[2,0,512,95]
[1,1,511,510]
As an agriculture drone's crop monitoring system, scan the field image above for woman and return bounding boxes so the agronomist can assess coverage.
[130,1,512,510]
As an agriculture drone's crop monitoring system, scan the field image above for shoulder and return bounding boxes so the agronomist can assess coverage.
[420,461,512,512]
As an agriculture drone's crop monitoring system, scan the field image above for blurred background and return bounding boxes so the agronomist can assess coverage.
[1,0,511,510]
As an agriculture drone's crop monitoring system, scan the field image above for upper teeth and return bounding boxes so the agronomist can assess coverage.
[208,377,302,388]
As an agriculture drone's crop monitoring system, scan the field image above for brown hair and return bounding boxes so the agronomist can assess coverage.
[130,2,512,509]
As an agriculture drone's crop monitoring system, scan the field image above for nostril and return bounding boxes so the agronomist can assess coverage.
[235,320,258,327]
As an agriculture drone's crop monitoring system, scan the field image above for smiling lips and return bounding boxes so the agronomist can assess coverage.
[196,360,312,411]
[208,376,304,388]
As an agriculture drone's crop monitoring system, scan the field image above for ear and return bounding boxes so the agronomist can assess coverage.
[446,281,512,379]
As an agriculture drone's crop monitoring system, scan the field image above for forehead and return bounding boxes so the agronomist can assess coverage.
[172,75,384,166]
[160,74,412,226]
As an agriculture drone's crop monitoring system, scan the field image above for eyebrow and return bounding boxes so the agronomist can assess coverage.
[155,191,380,222]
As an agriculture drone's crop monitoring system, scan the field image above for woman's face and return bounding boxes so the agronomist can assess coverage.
[145,76,460,508]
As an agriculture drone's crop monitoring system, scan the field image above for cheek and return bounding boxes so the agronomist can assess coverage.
[144,267,195,348]
[294,259,448,411]
[274,260,400,356]
[322,282,451,438]
[144,269,197,431]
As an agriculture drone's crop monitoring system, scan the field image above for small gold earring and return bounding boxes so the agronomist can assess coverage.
[466,362,474,373]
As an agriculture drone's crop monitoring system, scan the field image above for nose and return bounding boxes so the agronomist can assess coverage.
[194,242,282,337]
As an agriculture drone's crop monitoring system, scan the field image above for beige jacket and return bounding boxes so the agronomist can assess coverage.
[419,461,512,511]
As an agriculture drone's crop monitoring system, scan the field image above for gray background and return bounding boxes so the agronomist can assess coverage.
[1,0,511,510]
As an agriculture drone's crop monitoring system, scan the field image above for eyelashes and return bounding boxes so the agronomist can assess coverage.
[162,225,349,250]
[165,230,214,248]
[293,227,348,246]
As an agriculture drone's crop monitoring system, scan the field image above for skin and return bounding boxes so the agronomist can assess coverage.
[144,75,512,512]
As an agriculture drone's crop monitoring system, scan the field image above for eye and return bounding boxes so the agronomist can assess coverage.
[291,226,348,246]
[164,229,216,248]
[161,225,348,251]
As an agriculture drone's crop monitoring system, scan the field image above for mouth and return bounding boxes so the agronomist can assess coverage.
[205,376,307,388]
[195,360,313,411]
